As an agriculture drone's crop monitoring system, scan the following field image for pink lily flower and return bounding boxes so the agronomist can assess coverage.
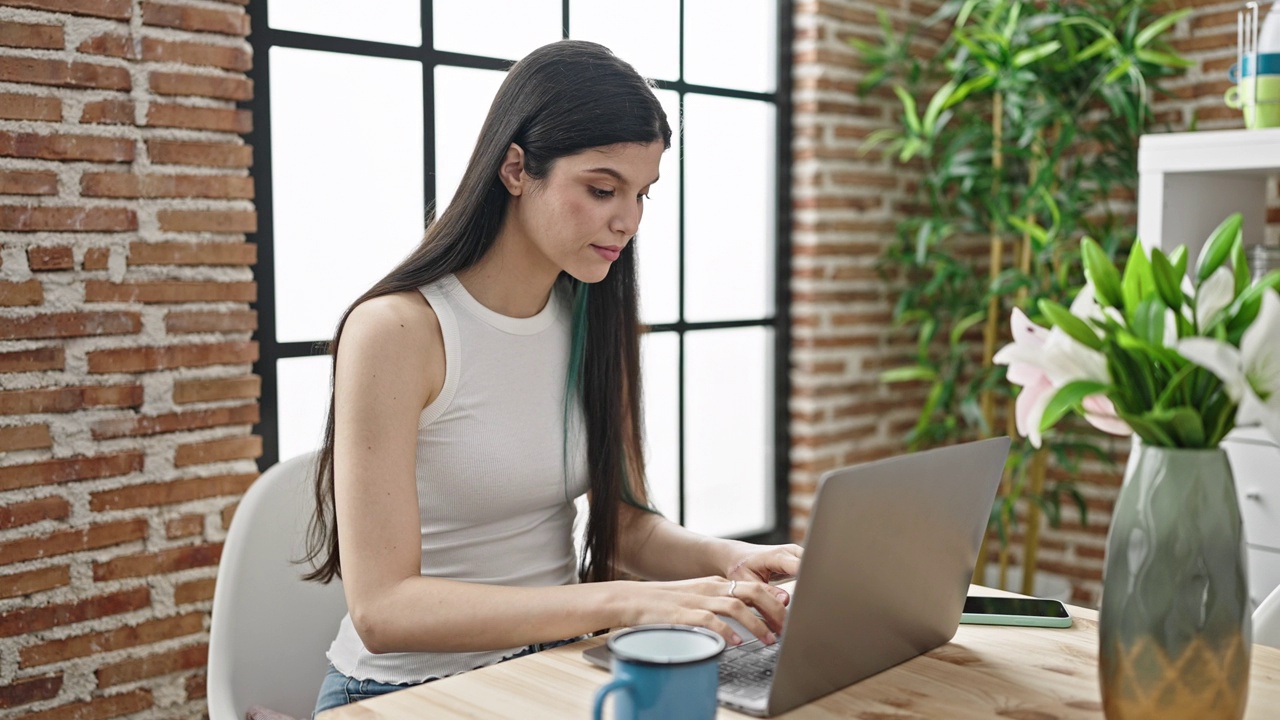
[994,308,1131,447]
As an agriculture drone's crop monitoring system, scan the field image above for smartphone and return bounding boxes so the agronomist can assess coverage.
[960,595,1073,628]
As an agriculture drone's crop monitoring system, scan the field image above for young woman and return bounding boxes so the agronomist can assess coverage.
[306,40,803,713]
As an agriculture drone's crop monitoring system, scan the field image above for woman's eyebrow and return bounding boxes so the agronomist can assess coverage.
[582,167,660,186]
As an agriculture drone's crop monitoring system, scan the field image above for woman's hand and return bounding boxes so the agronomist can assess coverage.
[614,576,790,647]
[725,543,804,600]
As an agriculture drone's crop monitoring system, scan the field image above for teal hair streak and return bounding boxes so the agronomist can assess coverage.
[561,279,656,513]
[562,280,590,504]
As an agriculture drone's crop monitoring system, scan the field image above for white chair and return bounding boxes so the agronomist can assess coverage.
[208,451,348,720]
[1256,583,1280,650]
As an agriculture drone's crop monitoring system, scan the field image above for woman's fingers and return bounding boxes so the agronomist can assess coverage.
[631,577,792,646]
[710,596,776,645]
[697,577,785,641]
[730,580,788,634]
[728,543,805,584]
[689,609,745,647]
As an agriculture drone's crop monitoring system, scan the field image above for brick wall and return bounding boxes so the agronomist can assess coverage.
[789,0,1252,609]
[789,0,944,539]
[0,0,255,717]
[0,0,1255,716]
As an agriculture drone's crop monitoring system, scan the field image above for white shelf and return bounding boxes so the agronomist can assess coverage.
[1139,127,1280,175]
[1137,129,1273,259]
[1139,128,1280,611]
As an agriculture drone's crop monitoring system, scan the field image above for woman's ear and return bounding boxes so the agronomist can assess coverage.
[498,143,527,196]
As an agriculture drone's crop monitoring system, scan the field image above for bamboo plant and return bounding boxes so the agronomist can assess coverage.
[853,0,1189,593]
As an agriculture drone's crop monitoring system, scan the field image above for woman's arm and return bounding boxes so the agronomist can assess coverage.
[332,293,782,654]
[615,506,803,585]
[612,508,801,640]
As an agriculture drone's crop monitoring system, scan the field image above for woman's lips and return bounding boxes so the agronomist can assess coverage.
[592,245,622,261]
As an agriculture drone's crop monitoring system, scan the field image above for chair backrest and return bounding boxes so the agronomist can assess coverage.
[207,451,348,720]
[1256,583,1280,650]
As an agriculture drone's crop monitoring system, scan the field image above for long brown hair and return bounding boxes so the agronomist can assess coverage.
[302,40,672,585]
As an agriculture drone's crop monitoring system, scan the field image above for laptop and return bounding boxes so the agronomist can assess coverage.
[583,437,1011,717]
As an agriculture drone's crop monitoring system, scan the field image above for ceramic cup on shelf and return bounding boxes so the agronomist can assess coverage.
[1226,53,1280,128]
[591,625,725,720]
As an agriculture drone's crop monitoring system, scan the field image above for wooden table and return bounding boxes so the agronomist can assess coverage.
[323,588,1280,719]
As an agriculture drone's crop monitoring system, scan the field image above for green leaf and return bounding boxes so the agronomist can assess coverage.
[1233,237,1251,296]
[860,128,902,155]
[1007,216,1049,246]
[1195,212,1242,282]
[1075,36,1113,62]
[1213,270,1280,337]
[1039,299,1104,350]
[1066,485,1089,527]
[1039,380,1111,432]
[922,79,958,136]
[1134,8,1190,49]
[1118,411,1176,447]
[918,317,938,356]
[894,85,921,135]
[900,137,925,162]
[1257,269,1280,293]
[1149,406,1206,447]
[1128,296,1163,345]
[1122,243,1153,318]
[1036,493,1062,528]
[1136,48,1194,69]
[1153,362,1198,411]
[1105,57,1133,84]
[914,222,931,264]
[950,310,986,346]
[1039,186,1061,233]
[880,365,938,383]
[1170,245,1188,279]
[1002,1,1023,41]
[910,381,946,452]
[1150,249,1184,310]
[1082,237,1124,308]
[946,75,996,109]
[956,0,981,28]
[1226,287,1265,338]
[1013,41,1063,68]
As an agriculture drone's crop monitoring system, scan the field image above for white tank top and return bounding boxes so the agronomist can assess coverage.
[327,274,590,683]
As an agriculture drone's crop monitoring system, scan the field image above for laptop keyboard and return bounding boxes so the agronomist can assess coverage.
[718,638,781,701]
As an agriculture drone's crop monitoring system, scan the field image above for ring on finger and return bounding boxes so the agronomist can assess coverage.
[728,579,737,598]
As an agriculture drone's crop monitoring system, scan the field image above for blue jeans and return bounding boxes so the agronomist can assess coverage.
[313,637,586,717]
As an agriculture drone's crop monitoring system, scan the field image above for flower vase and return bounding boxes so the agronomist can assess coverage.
[1098,440,1252,719]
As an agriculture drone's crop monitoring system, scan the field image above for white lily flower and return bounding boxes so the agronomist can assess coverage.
[1070,283,1125,330]
[994,308,1114,448]
[994,309,1055,448]
[1195,266,1235,330]
[1042,327,1110,386]
[1163,308,1179,348]
[1180,275,1196,325]
[1178,289,1280,443]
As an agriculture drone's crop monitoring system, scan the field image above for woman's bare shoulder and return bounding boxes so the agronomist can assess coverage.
[343,291,440,348]
[337,291,446,406]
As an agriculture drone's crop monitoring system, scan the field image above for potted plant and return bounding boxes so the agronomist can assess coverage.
[853,0,1190,594]
[996,213,1280,718]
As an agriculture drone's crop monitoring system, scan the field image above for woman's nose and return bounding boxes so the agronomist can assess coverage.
[612,201,641,236]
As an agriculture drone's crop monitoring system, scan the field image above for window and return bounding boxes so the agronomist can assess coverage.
[250,0,791,541]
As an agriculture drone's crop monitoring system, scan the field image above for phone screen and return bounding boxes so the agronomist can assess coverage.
[963,596,1070,618]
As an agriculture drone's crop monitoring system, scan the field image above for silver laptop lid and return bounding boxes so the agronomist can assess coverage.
[765,437,1010,716]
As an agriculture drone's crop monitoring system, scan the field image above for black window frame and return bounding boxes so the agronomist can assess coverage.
[246,0,793,544]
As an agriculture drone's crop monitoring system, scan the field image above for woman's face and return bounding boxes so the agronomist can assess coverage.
[505,141,664,284]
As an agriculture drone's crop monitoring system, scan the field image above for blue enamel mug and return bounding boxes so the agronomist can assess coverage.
[591,625,725,720]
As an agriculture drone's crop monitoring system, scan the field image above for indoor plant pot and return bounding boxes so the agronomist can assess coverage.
[995,214,1280,718]
[1098,441,1250,719]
